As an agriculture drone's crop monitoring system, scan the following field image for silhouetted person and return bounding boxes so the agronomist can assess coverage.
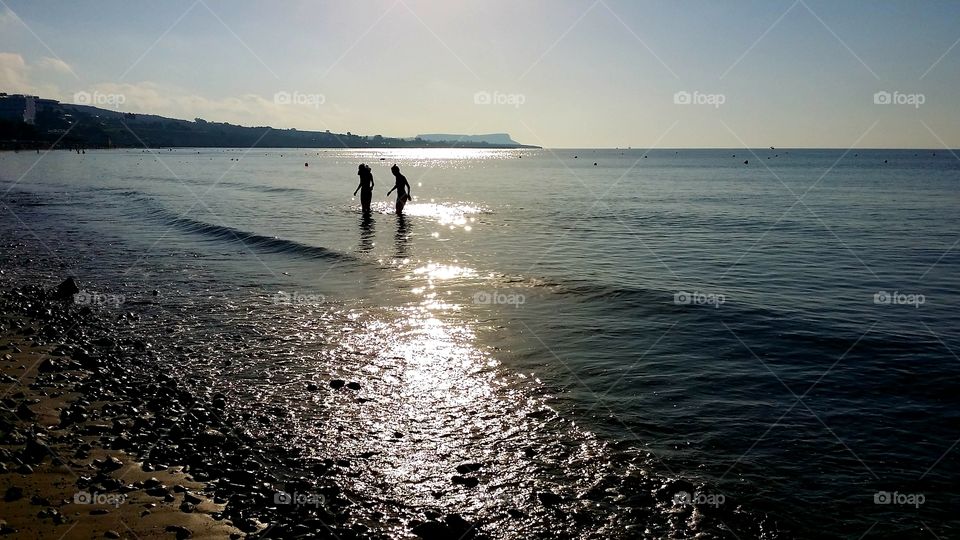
[354,163,374,214]
[386,164,411,215]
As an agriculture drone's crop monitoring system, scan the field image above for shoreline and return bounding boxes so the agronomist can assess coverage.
[0,288,241,538]
[0,282,364,539]
[0,280,491,539]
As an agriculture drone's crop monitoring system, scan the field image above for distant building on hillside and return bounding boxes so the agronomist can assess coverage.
[0,94,60,124]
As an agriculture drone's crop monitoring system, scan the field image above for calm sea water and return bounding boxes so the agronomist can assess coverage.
[1,148,959,538]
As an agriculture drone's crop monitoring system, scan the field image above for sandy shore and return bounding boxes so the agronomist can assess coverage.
[1,307,241,538]
[0,279,492,540]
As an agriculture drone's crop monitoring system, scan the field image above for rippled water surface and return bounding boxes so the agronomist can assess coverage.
[1,147,959,538]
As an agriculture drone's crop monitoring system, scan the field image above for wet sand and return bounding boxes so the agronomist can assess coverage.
[0,280,491,540]
[0,301,241,538]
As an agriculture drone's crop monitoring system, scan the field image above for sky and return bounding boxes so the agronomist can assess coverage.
[0,0,958,148]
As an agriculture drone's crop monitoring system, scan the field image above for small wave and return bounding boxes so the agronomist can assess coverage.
[152,210,355,262]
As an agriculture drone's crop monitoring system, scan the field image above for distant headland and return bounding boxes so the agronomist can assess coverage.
[0,93,540,151]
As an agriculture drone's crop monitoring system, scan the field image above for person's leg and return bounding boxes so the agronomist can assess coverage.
[361,190,372,213]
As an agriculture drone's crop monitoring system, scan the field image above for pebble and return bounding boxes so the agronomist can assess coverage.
[537,491,563,506]
[4,486,23,501]
[451,476,479,488]
[165,525,193,539]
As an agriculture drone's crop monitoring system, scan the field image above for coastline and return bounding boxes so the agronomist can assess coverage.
[0,287,242,538]
[0,282,349,539]
[0,280,492,540]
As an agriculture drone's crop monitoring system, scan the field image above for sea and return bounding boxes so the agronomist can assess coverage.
[1,147,958,539]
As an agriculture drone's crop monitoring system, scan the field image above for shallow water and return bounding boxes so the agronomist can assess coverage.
[1,147,959,538]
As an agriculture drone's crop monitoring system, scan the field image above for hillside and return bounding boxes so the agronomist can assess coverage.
[0,95,539,150]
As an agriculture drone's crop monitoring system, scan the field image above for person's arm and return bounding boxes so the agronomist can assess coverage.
[387,185,396,195]
[354,182,362,196]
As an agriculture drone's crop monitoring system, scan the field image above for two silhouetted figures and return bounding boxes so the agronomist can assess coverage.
[355,163,411,215]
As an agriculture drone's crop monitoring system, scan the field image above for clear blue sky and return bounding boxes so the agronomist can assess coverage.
[1,0,958,148]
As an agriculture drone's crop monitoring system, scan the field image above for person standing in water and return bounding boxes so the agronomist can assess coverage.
[354,163,374,214]
[386,164,411,215]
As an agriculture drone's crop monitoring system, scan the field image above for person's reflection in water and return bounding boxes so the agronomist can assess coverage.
[359,214,375,254]
[395,214,410,259]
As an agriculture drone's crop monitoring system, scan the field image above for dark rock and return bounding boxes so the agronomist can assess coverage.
[145,485,169,497]
[199,428,226,445]
[165,525,193,539]
[184,492,203,505]
[105,531,121,539]
[451,476,479,488]
[53,278,80,301]
[346,382,361,391]
[4,486,23,501]
[411,514,479,540]
[0,519,16,534]
[455,462,483,475]
[329,379,345,390]
[143,477,163,489]
[537,491,563,506]
[14,402,35,420]
[23,436,50,463]
[96,456,124,472]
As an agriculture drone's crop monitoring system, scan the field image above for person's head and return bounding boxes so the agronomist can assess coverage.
[391,164,400,175]
[358,163,366,173]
